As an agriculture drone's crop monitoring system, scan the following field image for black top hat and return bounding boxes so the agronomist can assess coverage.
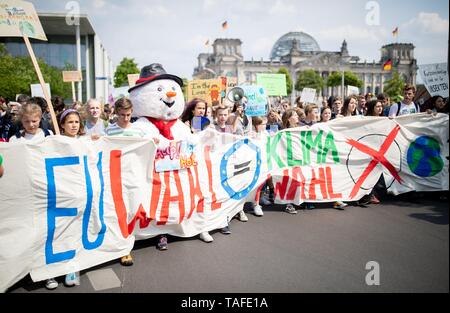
[128,63,183,93]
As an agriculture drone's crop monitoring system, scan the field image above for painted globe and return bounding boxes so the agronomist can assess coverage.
[407,136,444,177]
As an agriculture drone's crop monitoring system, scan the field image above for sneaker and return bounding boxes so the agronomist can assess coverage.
[64,272,79,287]
[259,194,272,206]
[120,253,134,266]
[253,204,264,217]
[369,194,380,204]
[285,204,297,214]
[333,201,348,210]
[45,278,58,290]
[157,235,168,250]
[199,231,214,243]
[221,226,231,235]
[237,210,248,222]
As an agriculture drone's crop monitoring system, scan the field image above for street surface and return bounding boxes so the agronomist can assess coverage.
[8,192,449,293]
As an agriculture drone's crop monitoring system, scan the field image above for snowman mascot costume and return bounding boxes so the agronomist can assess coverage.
[128,63,214,249]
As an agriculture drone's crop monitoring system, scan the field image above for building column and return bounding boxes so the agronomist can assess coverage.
[76,24,82,102]
[103,48,109,104]
[85,35,91,100]
[371,73,375,95]
[380,73,384,93]
[94,35,103,100]
[362,73,366,95]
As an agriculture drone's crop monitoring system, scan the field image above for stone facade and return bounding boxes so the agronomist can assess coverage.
[193,32,418,98]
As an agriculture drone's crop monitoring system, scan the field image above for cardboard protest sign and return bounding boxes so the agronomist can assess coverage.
[241,85,268,117]
[62,71,83,82]
[0,114,448,291]
[347,85,360,96]
[187,79,223,106]
[256,73,287,96]
[154,140,197,172]
[418,63,449,98]
[30,83,50,98]
[0,0,47,40]
[300,88,316,104]
[127,74,140,87]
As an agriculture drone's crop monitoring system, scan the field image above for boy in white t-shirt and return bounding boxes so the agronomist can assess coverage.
[388,85,419,117]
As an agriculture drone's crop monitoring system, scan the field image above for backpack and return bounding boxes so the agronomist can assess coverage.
[15,128,51,139]
[396,102,419,116]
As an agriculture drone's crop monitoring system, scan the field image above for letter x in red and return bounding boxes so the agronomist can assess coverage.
[346,125,403,199]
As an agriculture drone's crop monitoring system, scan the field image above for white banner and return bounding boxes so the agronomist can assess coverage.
[0,114,448,292]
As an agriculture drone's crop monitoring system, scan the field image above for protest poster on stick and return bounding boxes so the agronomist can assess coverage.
[256,73,287,96]
[300,88,316,104]
[0,0,59,134]
[418,63,449,98]
[62,71,82,102]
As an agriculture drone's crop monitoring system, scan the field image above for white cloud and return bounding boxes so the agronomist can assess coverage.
[403,12,449,34]
[202,0,217,12]
[142,5,170,18]
[269,0,296,16]
[316,24,388,43]
[93,0,106,9]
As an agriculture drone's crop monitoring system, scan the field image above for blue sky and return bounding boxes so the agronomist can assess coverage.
[29,0,449,79]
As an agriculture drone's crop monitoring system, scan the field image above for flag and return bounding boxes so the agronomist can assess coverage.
[204,39,210,46]
[392,27,398,37]
[222,21,228,29]
[383,59,392,71]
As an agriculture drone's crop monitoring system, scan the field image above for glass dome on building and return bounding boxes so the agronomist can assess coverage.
[270,32,321,60]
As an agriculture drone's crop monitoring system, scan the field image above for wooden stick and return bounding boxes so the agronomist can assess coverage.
[23,36,60,135]
[71,81,76,103]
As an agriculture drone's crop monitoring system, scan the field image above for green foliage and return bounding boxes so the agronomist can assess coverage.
[277,67,293,95]
[295,69,324,91]
[327,71,363,88]
[384,70,405,103]
[114,57,139,88]
[0,47,71,101]
[181,78,189,101]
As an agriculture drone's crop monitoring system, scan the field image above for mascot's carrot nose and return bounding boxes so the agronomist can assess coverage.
[166,91,177,98]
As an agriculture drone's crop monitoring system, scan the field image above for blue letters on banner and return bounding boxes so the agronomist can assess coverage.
[82,153,106,250]
[45,157,79,265]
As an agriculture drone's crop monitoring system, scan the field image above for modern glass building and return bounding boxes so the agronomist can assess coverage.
[0,13,113,104]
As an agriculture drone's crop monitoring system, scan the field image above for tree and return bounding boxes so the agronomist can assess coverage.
[295,69,324,91]
[181,78,189,101]
[0,47,71,101]
[327,71,363,88]
[114,57,139,88]
[383,70,405,103]
[277,67,293,95]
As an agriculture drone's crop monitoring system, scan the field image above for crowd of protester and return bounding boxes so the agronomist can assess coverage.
[0,85,448,290]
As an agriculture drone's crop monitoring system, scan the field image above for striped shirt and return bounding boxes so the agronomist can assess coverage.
[106,123,145,137]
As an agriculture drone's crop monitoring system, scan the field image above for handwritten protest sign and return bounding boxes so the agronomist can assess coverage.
[256,73,287,96]
[241,85,268,116]
[300,88,316,104]
[0,0,47,40]
[418,63,449,98]
[154,140,197,172]
[0,114,448,291]
[62,71,82,82]
[127,73,140,87]
[30,83,50,98]
[187,79,223,105]
[347,85,360,96]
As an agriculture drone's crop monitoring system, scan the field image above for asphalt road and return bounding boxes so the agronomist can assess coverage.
[8,192,449,293]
